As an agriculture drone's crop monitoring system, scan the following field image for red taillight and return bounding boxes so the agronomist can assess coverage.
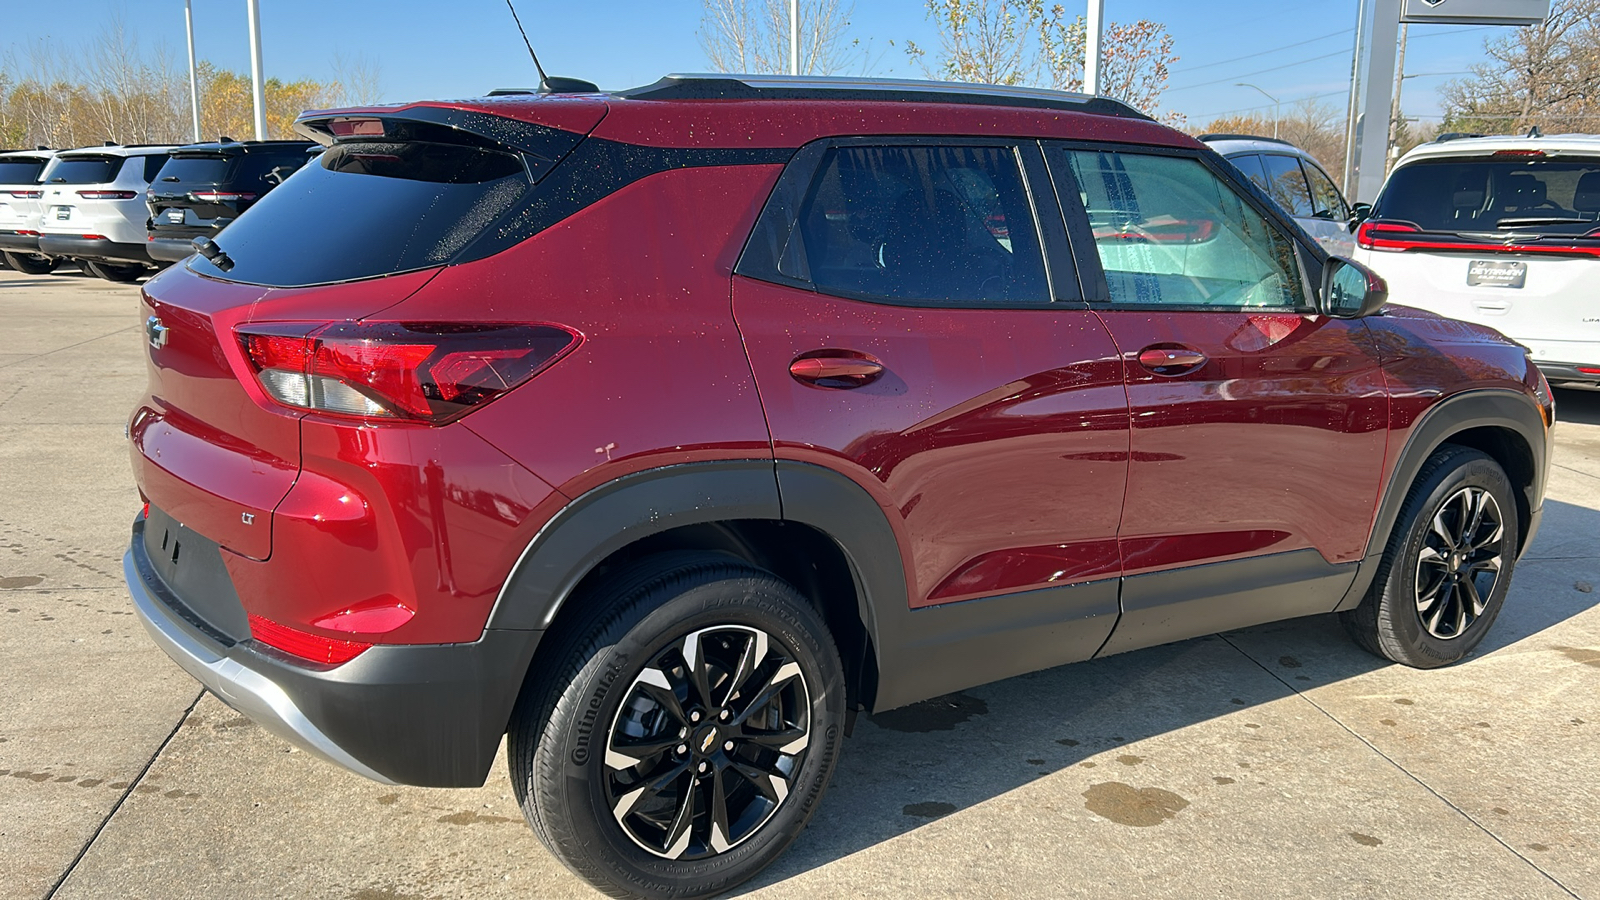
[76,190,138,200]
[80,234,108,241]
[1579,366,1600,375]
[8,190,42,199]
[1356,220,1420,251]
[236,322,581,424]
[16,230,39,237]
[1492,149,1546,159]
[190,191,257,202]
[248,613,371,665]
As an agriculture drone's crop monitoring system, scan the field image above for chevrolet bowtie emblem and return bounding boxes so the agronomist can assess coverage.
[145,316,169,349]
[699,731,717,753]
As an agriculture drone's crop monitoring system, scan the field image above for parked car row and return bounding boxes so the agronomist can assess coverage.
[0,139,312,281]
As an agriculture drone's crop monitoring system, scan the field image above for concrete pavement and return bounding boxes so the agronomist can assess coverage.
[1,265,1596,899]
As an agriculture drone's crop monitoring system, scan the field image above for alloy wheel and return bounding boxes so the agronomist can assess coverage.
[1414,485,1505,639]
[603,625,811,860]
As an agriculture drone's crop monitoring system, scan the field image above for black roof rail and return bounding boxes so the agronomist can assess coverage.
[1433,132,1487,143]
[1196,133,1293,145]
[618,73,1153,120]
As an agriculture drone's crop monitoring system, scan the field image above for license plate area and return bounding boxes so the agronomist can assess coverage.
[141,505,251,644]
[53,207,71,221]
[166,208,185,224]
[1467,259,1527,288]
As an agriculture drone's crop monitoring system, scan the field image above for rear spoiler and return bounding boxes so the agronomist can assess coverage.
[295,105,587,162]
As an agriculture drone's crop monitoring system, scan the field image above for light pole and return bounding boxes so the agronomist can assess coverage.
[247,0,267,141]
[789,0,799,76]
[184,0,201,142]
[1085,0,1104,95]
[1236,82,1280,139]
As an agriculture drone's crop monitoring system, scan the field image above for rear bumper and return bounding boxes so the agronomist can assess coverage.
[124,515,542,787]
[147,236,197,263]
[0,231,40,253]
[1537,362,1600,386]
[38,235,151,265]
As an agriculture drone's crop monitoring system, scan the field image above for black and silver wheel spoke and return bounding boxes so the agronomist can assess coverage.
[1414,485,1505,640]
[604,624,811,861]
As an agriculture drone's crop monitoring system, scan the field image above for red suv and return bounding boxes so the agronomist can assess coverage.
[124,75,1553,898]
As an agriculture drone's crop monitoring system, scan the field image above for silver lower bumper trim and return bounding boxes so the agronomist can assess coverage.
[124,549,396,785]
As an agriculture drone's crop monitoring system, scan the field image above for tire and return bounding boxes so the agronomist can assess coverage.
[83,260,147,282]
[1341,445,1519,668]
[508,553,846,900]
[2,251,58,275]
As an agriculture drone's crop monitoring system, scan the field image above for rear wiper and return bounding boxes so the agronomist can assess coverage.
[1494,216,1591,229]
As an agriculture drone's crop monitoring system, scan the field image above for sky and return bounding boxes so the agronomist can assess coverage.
[2,0,1503,127]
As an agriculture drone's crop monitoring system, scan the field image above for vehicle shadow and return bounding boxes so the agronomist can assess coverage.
[1554,386,1600,427]
[733,497,1600,893]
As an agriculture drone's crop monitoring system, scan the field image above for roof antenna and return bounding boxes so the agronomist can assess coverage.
[1527,125,1543,138]
[499,1,599,93]
[503,0,549,87]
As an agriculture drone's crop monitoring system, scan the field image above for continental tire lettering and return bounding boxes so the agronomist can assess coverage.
[572,655,627,766]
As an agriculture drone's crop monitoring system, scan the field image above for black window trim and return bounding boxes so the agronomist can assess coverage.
[733,134,1086,311]
[1043,140,1323,315]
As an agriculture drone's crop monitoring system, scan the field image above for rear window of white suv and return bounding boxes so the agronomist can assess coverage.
[1375,155,1600,234]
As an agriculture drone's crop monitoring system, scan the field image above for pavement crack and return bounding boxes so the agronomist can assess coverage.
[0,325,138,372]
[42,687,204,900]
[1552,462,1600,482]
[1218,634,1582,900]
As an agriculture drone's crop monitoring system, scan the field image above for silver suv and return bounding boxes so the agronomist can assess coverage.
[38,143,178,282]
[1201,134,1355,256]
[0,148,61,274]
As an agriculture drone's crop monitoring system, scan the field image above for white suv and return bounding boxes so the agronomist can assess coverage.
[1354,133,1600,387]
[37,144,178,282]
[0,148,61,274]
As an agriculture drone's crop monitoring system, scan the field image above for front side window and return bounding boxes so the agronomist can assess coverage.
[1260,154,1315,217]
[1059,149,1306,308]
[793,145,1049,305]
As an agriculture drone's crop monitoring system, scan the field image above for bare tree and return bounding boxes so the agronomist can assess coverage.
[700,0,862,75]
[331,53,385,107]
[1441,0,1600,134]
[906,0,1033,85]
[1031,6,1177,111]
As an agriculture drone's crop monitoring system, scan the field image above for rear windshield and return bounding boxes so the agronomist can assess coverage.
[156,155,233,184]
[1375,156,1600,233]
[187,141,530,287]
[0,159,48,184]
[47,156,124,185]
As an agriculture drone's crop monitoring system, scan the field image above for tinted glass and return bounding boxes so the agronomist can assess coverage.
[794,145,1048,305]
[1062,149,1306,308]
[187,141,530,287]
[47,157,122,184]
[1302,161,1348,220]
[0,159,47,184]
[1374,156,1600,234]
[1227,153,1271,193]
[141,155,165,182]
[156,156,234,184]
[1260,154,1314,217]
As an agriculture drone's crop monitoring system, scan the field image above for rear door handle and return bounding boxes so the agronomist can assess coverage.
[789,352,884,387]
[1136,346,1207,376]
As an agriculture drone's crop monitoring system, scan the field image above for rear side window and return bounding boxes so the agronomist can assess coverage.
[1260,154,1314,217]
[156,156,234,184]
[141,155,166,182]
[792,145,1048,305]
[1375,157,1600,233]
[187,141,531,287]
[1302,161,1348,220]
[1059,149,1306,308]
[0,159,47,184]
[47,157,121,184]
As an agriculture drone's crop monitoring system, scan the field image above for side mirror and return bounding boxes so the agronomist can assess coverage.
[1348,202,1372,229]
[1322,256,1387,319]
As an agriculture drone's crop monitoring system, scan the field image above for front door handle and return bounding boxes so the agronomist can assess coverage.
[1136,346,1207,376]
[789,352,884,388]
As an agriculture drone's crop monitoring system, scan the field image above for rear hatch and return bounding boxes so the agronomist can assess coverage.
[1359,151,1600,346]
[0,154,51,232]
[132,99,607,559]
[39,154,129,231]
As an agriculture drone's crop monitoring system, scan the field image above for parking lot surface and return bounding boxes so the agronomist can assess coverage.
[2,265,1597,899]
